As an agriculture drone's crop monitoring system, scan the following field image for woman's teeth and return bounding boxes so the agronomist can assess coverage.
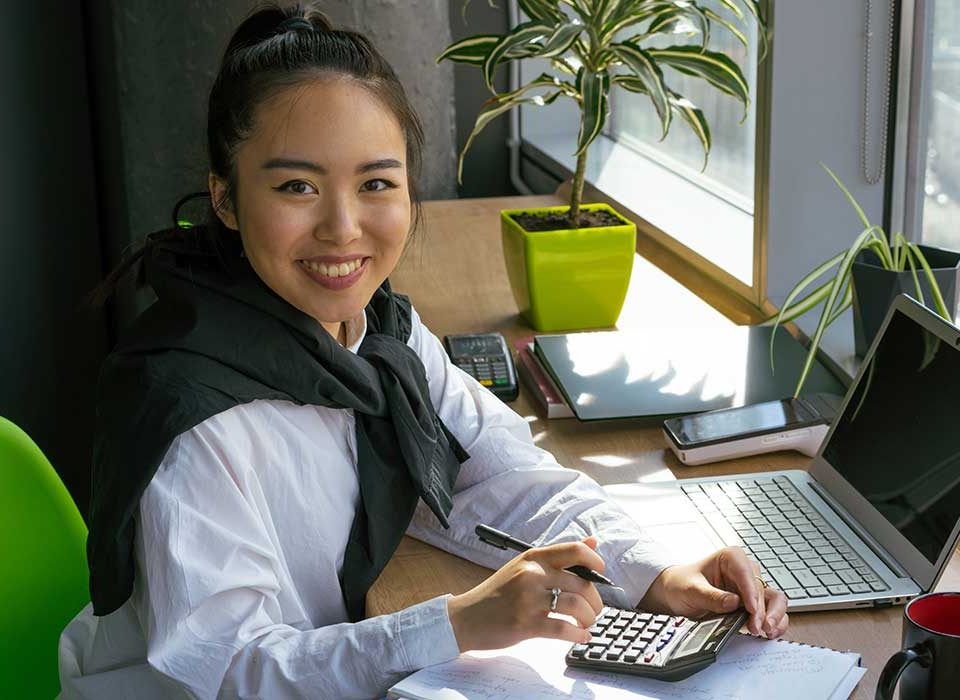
[300,258,363,278]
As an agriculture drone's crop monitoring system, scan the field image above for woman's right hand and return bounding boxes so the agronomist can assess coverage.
[446,537,605,652]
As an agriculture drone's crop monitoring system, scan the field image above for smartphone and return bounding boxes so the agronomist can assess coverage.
[662,395,839,466]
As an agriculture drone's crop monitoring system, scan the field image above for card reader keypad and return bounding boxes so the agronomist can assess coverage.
[681,476,890,600]
[453,356,511,389]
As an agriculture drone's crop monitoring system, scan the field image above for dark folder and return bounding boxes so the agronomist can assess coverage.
[533,326,846,422]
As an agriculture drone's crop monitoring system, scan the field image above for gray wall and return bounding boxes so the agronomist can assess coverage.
[448,0,515,197]
[765,0,890,302]
[89,0,461,303]
[1,3,109,515]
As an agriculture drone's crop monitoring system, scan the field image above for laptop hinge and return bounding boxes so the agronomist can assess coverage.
[808,481,910,579]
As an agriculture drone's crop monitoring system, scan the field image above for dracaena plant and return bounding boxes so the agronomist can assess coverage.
[439,0,768,227]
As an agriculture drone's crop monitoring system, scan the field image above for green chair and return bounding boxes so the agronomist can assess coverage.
[0,416,89,699]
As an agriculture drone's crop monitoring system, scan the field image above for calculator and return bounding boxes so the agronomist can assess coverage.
[566,607,747,682]
[443,333,519,401]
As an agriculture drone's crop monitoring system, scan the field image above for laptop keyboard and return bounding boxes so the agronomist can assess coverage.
[681,476,890,599]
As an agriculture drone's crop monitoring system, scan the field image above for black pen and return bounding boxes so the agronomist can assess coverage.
[475,523,617,587]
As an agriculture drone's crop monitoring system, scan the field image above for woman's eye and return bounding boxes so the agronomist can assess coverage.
[361,178,395,193]
[277,180,317,195]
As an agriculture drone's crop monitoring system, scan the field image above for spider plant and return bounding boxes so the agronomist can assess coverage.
[767,164,953,396]
[439,0,768,227]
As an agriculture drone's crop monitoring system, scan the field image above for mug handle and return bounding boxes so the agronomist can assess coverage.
[875,644,933,700]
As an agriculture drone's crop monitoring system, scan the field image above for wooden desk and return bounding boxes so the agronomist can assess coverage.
[368,195,960,699]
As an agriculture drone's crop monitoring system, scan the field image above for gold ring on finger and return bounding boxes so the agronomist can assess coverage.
[754,575,768,589]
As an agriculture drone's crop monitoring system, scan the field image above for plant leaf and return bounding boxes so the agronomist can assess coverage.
[909,243,952,319]
[764,252,843,375]
[792,225,882,397]
[482,20,554,91]
[437,34,500,65]
[826,282,853,326]
[900,239,926,307]
[457,89,564,183]
[611,42,671,138]
[614,77,712,159]
[716,0,745,20]
[575,68,611,155]
[525,19,585,60]
[517,0,563,22]
[822,164,897,269]
[648,45,750,111]
[704,8,747,47]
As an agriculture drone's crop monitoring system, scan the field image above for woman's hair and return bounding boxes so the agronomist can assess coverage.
[90,2,425,306]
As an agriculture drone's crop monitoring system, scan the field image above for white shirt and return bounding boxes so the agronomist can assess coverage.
[58,307,676,700]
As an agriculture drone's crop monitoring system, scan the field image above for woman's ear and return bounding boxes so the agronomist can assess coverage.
[208,173,239,231]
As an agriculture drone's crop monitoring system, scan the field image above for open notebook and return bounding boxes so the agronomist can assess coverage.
[387,633,864,700]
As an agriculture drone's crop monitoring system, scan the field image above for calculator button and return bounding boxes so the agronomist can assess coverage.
[622,651,640,663]
[605,650,622,660]
[479,379,493,387]
[569,644,588,658]
[587,648,605,660]
[644,652,656,663]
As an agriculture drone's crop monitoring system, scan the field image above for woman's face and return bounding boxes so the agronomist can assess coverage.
[211,76,412,341]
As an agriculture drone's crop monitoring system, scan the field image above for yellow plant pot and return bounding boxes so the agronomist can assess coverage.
[501,203,636,331]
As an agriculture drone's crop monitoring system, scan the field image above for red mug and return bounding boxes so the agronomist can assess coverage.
[876,591,960,700]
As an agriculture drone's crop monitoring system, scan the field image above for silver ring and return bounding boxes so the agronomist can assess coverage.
[549,587,561,612]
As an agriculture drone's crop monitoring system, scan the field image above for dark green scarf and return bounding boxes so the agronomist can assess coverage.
[87,228,467,620]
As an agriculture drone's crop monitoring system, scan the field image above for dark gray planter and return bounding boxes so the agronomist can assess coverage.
[851,244,960,357]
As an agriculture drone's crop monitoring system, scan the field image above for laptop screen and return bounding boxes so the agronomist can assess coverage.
[822,307,960,564]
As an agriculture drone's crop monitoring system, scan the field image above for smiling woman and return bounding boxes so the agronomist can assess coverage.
[210,77,413,342]
[58,4,787,700]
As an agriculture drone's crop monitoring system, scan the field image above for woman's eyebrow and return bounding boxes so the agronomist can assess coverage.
[260,157,403,174]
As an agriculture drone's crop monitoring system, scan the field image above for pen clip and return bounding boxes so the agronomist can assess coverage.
[478,534,508,550]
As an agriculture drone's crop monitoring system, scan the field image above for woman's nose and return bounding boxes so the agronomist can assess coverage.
[314,194,362,246]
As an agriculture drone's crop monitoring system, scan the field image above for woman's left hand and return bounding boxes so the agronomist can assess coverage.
[638,546,789,639]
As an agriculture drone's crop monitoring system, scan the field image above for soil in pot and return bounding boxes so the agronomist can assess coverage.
[511,209,625,232]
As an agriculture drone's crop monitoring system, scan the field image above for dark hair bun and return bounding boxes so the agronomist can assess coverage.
[226,4,332,54]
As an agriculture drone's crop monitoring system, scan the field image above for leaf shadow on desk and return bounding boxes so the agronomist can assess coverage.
[537,327,845,422]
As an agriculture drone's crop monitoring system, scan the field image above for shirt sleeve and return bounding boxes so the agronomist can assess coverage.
[405,308,678,608]
[134,427,460,700]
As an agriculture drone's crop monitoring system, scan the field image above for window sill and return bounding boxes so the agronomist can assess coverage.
[521,132,755,288]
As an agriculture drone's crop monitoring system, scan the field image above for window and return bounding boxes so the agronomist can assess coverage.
[608,2,759,210]
[910,1,960,251]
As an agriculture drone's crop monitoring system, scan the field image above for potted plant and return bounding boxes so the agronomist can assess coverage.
[768,164,960,395]
[439,0,767,331]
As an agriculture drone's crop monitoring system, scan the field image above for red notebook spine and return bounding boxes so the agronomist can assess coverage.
[513,337,574,419]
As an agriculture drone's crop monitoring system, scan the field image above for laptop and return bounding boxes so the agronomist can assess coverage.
[619,294,960,611]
